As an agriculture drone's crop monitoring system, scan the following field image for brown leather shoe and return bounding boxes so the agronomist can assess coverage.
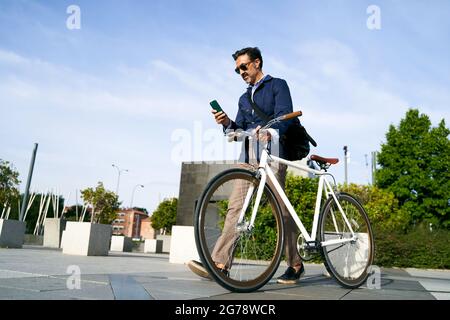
[187,260,230,279]
[187,260,211,279]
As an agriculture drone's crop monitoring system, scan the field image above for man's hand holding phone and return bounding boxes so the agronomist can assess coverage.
[212,110,230,126]
[210,100,230,127]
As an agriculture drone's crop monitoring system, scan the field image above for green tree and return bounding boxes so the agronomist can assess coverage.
[80,182,121,224]
[0,159,21,210]
[63,205,88,222]
[151,198,177,234]
[376,109,450,228]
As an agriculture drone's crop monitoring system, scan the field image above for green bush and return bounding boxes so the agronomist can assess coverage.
[373,223,450,268]
[338,183,411,232]
[214,174,449,268]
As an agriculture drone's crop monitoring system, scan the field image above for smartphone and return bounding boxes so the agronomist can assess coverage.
[209,100,223,113]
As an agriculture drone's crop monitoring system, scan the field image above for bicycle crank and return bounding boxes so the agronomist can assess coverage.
[297,234,319,261]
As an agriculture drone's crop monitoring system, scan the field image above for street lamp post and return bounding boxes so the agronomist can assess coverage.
[130,184,144,208]
[112,164,128,196]
[343,146,348,185]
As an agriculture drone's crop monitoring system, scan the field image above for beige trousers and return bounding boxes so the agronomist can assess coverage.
[211,140,302,269]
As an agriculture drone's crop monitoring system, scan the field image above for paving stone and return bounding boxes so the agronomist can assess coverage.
[0,247,446,300]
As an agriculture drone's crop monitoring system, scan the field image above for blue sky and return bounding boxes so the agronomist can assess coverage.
[1,0,449,213]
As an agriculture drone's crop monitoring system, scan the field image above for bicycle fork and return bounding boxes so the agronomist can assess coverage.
[236,167,267,232]
[320,179,358,247]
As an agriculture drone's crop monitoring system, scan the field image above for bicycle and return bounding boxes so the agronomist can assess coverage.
[193,111,374,293]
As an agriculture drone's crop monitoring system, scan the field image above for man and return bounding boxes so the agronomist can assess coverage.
[188,47,304,284]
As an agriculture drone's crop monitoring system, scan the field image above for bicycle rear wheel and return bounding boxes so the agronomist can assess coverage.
[319,192,374,288]
[194,168,284,293]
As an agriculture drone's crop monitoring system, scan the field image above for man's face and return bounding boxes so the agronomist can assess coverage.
[235,54,261,85]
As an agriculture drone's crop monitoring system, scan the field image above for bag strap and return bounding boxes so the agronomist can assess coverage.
[305,130,318,147]
[246,88,272,124]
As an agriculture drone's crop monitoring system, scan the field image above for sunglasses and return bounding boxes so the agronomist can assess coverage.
[234,61,253,74]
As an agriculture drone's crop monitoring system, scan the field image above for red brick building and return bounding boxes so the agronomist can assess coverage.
[112,209,158,240]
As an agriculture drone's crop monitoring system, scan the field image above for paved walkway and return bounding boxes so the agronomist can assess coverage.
[0,246,449,300]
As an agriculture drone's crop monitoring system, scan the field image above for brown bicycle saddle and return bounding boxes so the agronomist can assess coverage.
[310,154,339,165]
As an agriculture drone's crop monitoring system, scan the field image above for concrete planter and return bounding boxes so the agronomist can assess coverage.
[169,225,200,264]
[144,239,163,253]
[110,236,133,252]
[62,222,112,256]
[0,219,26,248]
[43,218,66,248]
[156,234,171,253]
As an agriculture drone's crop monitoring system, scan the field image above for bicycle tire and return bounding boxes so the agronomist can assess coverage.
[194,168,285,293]
[318,192,374,289]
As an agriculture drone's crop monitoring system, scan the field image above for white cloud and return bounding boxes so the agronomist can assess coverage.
[1,37,449,212]
[264,39,449,184]
[0,47,243,212]
[0,49,29,65]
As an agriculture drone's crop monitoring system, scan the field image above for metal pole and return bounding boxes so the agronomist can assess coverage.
[112,164,128,196]
[75,189,79,221]
[19,143,38,222]
[116,171,121,195]
[343,146,348,185]
[371,151,377,185]
[365,154,369,184]
[130,184,144,208]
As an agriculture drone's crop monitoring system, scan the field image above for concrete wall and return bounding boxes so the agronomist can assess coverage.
[176,161,237,227]
[175,160,311,227]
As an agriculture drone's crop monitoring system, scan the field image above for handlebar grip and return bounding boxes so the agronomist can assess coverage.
[280,111,302,121]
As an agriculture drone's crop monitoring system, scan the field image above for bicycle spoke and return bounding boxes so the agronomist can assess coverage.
[325,243,347,254]
[195,168,284,292]
[320,193,374,288]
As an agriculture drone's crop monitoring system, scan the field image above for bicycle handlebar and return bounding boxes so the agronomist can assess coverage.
[226,110,303,142]
[279,111,302,121]
[262,110,303,129]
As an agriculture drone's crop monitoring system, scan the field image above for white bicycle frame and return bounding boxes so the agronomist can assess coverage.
[237,144,357,248]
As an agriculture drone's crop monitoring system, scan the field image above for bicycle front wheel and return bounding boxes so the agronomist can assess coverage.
[194,168,284,293]
[319,192,374,288]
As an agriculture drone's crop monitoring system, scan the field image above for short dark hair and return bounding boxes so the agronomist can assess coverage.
[232,47,263,69]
